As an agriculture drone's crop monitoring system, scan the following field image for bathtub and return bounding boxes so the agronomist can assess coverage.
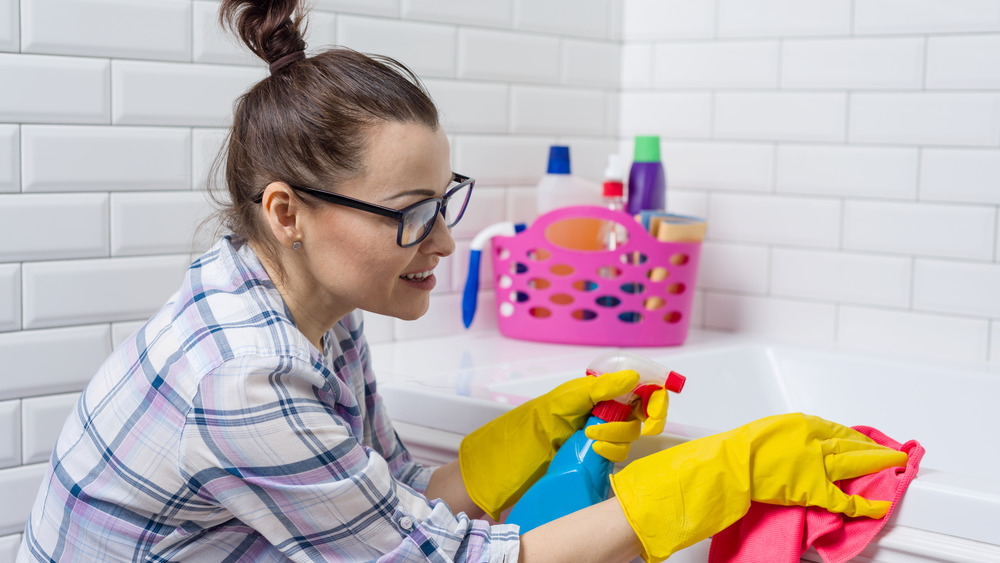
[375,333,1000,562]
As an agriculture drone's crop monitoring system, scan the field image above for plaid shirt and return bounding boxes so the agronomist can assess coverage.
[19,236,520,562]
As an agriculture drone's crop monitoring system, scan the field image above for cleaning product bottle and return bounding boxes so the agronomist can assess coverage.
[597,154,627,251]
[536,145,603,250]
[626,135,666,215]
[506,351,686,533]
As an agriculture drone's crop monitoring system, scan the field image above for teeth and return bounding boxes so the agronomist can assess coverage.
[402,270,432,281]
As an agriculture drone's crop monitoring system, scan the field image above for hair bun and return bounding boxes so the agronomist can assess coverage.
[219,0,307,66]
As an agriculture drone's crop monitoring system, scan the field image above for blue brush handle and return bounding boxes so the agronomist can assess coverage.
[462,249,481,329]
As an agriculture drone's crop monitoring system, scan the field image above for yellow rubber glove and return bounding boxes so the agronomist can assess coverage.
[460,369,641,520]
[609,413,909,563]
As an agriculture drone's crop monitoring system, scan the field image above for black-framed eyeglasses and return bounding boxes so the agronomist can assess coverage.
[255,172,475,248]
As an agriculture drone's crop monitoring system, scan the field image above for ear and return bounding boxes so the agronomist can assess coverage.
[259,182,304,248]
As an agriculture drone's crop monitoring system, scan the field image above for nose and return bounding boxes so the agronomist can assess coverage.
[420,213,456,257]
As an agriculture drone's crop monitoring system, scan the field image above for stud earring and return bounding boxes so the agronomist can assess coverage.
[292,241,302,250]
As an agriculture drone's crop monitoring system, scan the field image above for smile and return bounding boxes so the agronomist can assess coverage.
[401,270,433,281]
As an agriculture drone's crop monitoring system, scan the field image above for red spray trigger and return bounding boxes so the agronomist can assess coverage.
[632,371,685,418]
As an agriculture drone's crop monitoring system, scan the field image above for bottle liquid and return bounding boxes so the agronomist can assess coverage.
[506,351,686,534]
[597,154,627,251]
[536,145,603,250]
[626,135,667,216]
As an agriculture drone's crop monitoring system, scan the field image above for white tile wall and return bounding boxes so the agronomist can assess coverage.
[111,320,145,350]
[112,61,265,127]
[453,135,552,185]
[337,16,456,78]
[21,393,79,465]
[0,0,16,52]
[620,43,651,88]
[513,0,611,39]
[920,148,1000,205]
[926,35,1000,90]
[424,80,509,134]
[0,533,21,561]
[698,242,770,293]
[914,260,1000,318]
[838,306,990,363]
[622,0,715,40]
[770,248,911,307]
[704,292,837,345]
[0,401,19,469]
[619,92,712,138]
[781,37,924,90]
[313,0,398,17]
[661,141,774,192]
[714,93,847,143]
[717,0,851,38]
[450,187,507,240]
[561,39,621,88]
[854,0,1000,35]
[111,192,217,256]
[992,321,1000,363]
[0,125,16,193]
[849,93,1000,147]
[776,145,918,199]
[0,265,18,332]
[192,128,228,192]
[457,28,560,83]
[0,194,108,262]
[22,255,190,329]
[0,324,111,400]
[708,193,841,248]
[22,125,191,192]
[401,0,511,28]
[653,41,779,89]
[511,86,606,135]
[22,0,191,61]
[0,54,110,124]
[843,201,996,260]
[0,463,46,536]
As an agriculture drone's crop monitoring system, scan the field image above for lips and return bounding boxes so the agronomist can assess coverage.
[400,269,433,281]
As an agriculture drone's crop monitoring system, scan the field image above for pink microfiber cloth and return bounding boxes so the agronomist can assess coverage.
[709,426,925,563]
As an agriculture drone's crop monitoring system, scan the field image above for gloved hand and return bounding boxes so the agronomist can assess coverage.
[460,370,642,520]
[609,413,909,563]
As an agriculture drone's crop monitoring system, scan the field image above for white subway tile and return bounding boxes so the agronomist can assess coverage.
[110,192,216,256]
[622,0,715,40]
[458,28,560,84]
[452,239,495,293]
[0,54,110,124]
[0,0,16,52]
[0,194,108,262]
[921,148,1000,205]
[661,141,774,192]
[0,533,20,561]
[0,265,18,332]
[704,293,837,345]
[0,125,16,193]
[360,310,394,345]
[850,93,1000,147]
[431,253,455,295]
[665,189,709,219]
[453,135,552,186]
[620,92,712,139]
[22,0,190,61]
[450,187,507,240]
[312,0,398,17]
[22,255,190,329]
[620,43,652,89]
[991,320,1000,364]
[194,1,336,65]
[22,125,191,192]
[839,306,990,364]
[781,37,924,90]
[698,242,770,293]
[511,86,606,136]
[402,0,511,28]
[0,325,111,400]
[192,128,228,192]
[558,136,618,183]
[654,41,779,89]
[0,401,18,469]
[337,16,455,78]
[112,61,265,127]
[776,144,918,199]
[914,259,1000,317]
[0,463,46,536]
[506,186,537,226]
[21,393,79,465]
[514,0,610,39]
[927,35,1000,90]
[562,39,621,88]
[771,248,911,307]
[394,292,464,340]
[714,93,847,143]
[424,80,508,134]
[718,0,851,38]
[111,320,145,350]
[855,0,1000,34]
[709,193,841,248]
[843,201,995,260]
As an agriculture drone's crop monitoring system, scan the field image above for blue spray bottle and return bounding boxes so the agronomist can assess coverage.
[506,351,686,533]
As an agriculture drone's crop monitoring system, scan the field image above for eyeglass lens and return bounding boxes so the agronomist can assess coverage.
[399,180,473,246]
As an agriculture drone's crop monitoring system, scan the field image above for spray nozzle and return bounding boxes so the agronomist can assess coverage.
[586,351,685,422]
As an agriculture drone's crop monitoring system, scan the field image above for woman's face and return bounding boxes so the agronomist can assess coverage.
[296,121,457,322]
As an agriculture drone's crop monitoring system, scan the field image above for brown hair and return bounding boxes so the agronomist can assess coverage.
[212,0,439,280]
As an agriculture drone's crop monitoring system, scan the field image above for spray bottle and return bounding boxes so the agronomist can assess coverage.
[506,351,686,533]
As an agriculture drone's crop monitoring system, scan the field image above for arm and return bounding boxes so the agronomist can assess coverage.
[426,459,486,520]
[519,498,641,563]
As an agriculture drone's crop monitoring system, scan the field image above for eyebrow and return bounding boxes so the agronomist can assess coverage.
[385,188,439,202]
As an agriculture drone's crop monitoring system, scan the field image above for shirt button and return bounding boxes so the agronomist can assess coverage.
[399,516,414,531]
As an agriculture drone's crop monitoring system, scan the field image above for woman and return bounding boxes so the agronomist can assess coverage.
[18,1,906,561]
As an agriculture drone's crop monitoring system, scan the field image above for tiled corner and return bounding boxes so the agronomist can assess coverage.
[0,54,110,124]
[0,264,20,332]
[0,193,109,262]
[0,400,19,469]
[21,393,80,464]
[0,324,111,401]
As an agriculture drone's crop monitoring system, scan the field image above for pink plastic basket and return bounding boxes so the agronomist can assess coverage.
[491,205,702,347]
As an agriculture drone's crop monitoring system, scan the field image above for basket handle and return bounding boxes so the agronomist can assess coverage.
[525,205,658,247]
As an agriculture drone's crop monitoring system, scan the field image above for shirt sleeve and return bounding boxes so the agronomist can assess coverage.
[177,353,520,563]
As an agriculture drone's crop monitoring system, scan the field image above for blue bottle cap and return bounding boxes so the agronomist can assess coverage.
[547,145,571,174]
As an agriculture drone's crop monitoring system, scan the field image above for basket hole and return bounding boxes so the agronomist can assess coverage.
[528,278,551,290]
[499,302,515,317]
[498,275,513,289]
[644,297,665,310]
[544,217,606,251]
[598,266,623,279]
[550,293,574,305]
[621,282,645,294]
[621,251,648,265]
[618,311,643,323]
[667,283,686,295]
[529,307,552,319]
[527,248,552,261]
[670,253,689,266]
[572,309,598,321]
[665,311,683,323]
[596,296,620,308]
[511,262,528,274]
[647,267,669,282]
[572,279,599,292]
[511,290,529,303]
[496,246,510,260]
[550,264,575,276]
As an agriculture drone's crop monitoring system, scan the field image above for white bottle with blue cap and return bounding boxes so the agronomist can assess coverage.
[536,145,602,215]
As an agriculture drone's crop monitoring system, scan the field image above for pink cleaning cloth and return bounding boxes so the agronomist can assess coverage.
[708,426,925,563]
